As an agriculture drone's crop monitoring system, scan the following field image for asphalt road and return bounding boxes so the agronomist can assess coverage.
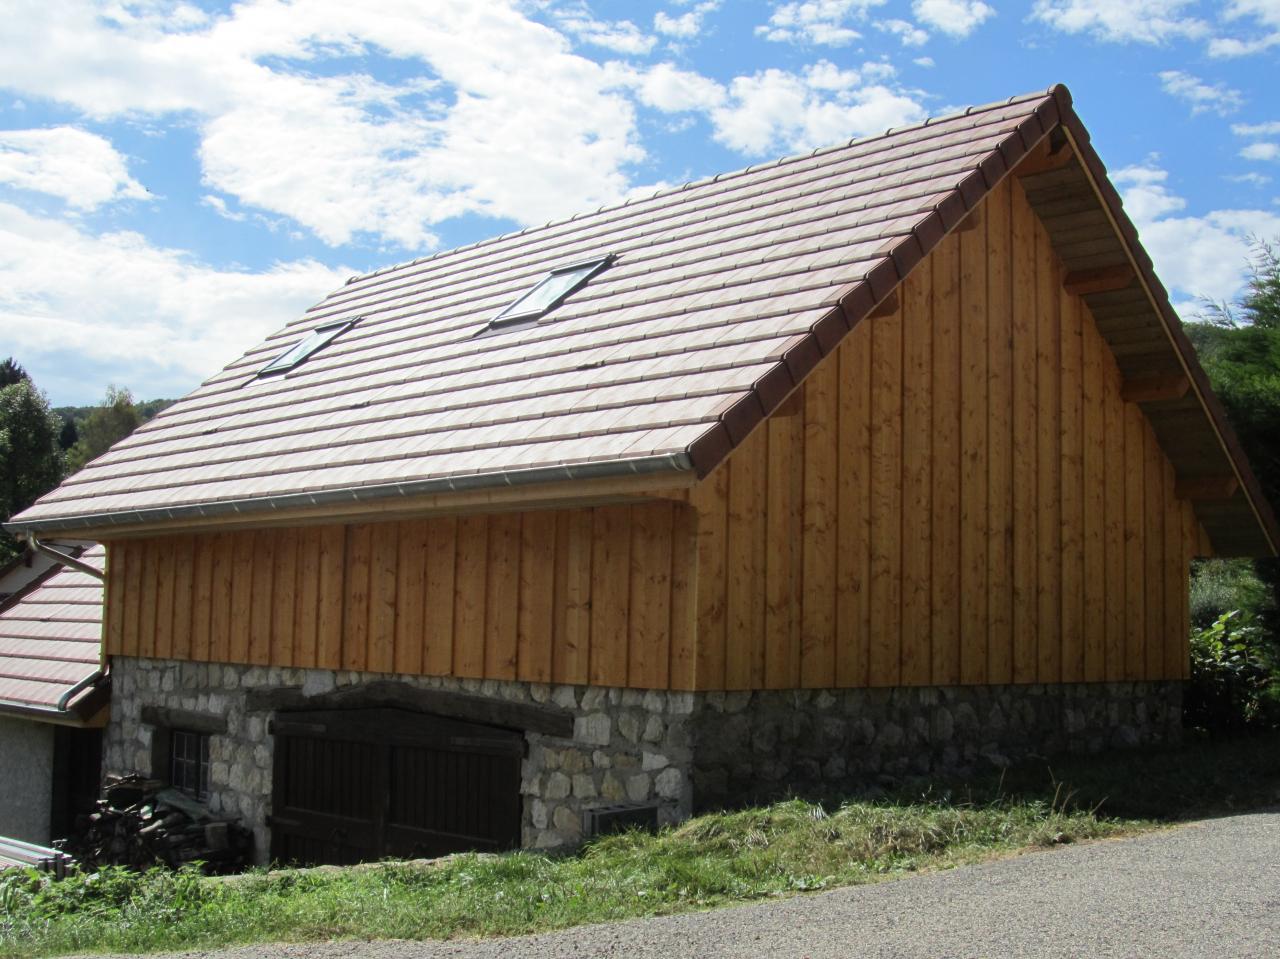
[134,810,1280,959]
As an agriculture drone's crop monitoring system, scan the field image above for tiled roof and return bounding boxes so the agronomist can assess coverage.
[6,84,1274,556]
[11,89,1061,531]
[0,546,103,713]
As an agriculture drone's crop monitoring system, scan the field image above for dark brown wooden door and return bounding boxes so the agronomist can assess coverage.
[270,707,523,866]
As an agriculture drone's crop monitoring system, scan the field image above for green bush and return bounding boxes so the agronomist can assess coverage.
[1186,609,1280,733]
[1189,559,1272,629]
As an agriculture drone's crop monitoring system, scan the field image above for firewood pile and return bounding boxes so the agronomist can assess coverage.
[61,775,253,874]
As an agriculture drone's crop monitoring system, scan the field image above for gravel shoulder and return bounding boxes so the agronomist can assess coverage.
[92,809,1280,959]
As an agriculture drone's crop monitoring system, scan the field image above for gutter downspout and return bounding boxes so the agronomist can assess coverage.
[27,535,105,581]
[57,670,105,711]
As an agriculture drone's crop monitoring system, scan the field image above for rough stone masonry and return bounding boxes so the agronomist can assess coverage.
[105,656,1180,863]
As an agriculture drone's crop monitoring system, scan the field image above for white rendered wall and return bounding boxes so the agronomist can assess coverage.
[0,715,54,844]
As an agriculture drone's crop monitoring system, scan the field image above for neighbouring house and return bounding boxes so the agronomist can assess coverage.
[0,543,76,604]
[7,85,1276,866]
[0,544,107,846]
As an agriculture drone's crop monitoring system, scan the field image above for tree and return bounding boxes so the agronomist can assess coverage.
[1184,238,1280,728]
[66,385,142,474]
[0,357,28,388]
[58,416,78,450]
[1187,239,1280,525]
[0,376,64,563]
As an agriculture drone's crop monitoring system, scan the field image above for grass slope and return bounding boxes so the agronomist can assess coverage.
[3,735,1278,958]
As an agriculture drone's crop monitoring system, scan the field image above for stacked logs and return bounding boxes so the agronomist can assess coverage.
[62,775,252,874]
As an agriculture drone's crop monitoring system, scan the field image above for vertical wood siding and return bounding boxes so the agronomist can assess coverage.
[689,176,1207,690]
[105,500,694,690]
[104,179,1209,692]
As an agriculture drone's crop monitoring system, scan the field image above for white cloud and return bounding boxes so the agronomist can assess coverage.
[912,0,994,38]
[0,0,647,250]
[654,10,700,37]
[556,8,655,55]
[634,63,725,113]
[1210,0,1280,57]
[0,202,348,403]
[1232,120,1280,137]
[1114,162,1280,310]
[1031,0,1208,44]
[913,55,936,66]
[1158,70,1244,116]
[628,58,924,157]
[709,62,924,155]
[756,0,886,47]
[201,194,246,222]
[654,2,719,39]
[0,127,149,210]
[1227,172,1272,186]
[881,19,931,46]
[1208,33,1280,56]
[1240,142,1280,161]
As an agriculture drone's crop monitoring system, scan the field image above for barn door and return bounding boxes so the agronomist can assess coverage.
[270,707,524,866]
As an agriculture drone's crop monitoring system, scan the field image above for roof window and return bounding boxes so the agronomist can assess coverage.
[485,255,614,334]
[259,318,356,376]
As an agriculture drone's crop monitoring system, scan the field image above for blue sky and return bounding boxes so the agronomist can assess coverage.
[1,0,1277,407]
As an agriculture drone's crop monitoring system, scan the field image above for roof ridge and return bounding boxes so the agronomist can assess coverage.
[345,86,1061,288]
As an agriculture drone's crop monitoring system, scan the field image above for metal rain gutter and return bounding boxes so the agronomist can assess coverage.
[0,669,107,722]
[6,451,696,536]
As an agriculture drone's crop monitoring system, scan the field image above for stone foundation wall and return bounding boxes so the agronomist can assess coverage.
[105,656,1180,862]
[105,658,696,862]
[690,681,1182,810]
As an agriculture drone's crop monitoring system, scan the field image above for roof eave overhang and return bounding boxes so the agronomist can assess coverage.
[1041,93,1277,558]
[6,452,698,540]
[0,679,110,727]
[683,85,1277,558]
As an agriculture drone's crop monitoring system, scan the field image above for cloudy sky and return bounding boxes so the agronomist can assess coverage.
[1,0,1278,406]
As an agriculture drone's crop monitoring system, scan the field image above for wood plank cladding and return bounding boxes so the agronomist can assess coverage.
[688,176,1208,690]
[104,177,1210,693]
[105,501,694,690]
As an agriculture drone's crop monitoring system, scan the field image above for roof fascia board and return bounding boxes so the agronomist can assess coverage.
[687,92,1060,478]
[689,84,1275,557]
[7,454,697,540]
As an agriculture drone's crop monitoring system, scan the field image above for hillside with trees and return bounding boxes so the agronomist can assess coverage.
[0,359,171,561]
[1184,239,1280,731]
[0,359,64,562]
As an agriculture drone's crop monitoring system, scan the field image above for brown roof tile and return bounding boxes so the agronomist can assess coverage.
[0,546,103,712]
[7,86,1271,554]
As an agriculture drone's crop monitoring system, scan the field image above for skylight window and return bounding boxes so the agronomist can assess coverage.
[259,318,356,376]
[486,254,614,333]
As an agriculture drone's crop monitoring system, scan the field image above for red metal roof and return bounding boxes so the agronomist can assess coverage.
[0,546,103,713]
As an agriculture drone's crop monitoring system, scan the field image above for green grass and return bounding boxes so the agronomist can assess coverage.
[3,734,1278,958]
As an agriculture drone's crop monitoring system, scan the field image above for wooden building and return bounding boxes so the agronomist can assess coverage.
[9,85,1275,864]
